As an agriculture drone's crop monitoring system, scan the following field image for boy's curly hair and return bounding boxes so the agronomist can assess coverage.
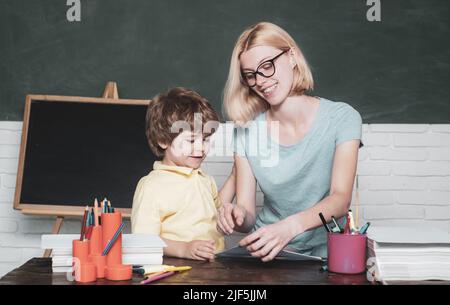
[145,87,219,157]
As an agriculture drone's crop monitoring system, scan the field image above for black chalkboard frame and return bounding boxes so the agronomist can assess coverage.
[13,94,150,218]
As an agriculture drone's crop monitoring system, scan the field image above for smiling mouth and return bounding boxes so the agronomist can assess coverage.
[261,83,277,96]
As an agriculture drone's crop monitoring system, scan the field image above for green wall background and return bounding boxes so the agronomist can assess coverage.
[1,0,449,122]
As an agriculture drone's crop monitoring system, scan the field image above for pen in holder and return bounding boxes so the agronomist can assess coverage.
[101,211,132,281]
[327,232,367,274]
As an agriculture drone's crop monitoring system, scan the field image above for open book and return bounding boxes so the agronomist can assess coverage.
[216,246,323,262]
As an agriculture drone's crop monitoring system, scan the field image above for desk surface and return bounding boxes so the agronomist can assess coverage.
[0,257,371,285]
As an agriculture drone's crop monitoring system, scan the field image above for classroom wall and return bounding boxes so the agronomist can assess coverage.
[1,121,450,277]
[2,0,450,123]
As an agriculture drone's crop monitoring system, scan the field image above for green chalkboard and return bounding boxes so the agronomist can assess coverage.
[1,0,449,123]
[15,95,155,216]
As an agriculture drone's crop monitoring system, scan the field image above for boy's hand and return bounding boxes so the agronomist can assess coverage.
[184,240,215,261]
[217,203,246,235]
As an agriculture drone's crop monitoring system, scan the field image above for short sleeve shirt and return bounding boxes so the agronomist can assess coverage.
[233,97,362,257]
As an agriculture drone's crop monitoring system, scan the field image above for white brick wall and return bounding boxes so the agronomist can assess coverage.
[351,124,450,238]
[1,121,450,278]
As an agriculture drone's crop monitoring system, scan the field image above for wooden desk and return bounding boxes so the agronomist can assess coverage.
[0,257,371,285]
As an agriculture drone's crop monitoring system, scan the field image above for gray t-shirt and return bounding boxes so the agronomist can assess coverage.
[233,97,362,258]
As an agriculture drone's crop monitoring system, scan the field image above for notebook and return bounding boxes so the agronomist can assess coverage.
[367,226,450,282]
[41,233,166,272]
[216,246,323,261]
[41,233,166,249]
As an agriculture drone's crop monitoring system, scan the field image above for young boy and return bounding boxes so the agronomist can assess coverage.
[131,87,235,261]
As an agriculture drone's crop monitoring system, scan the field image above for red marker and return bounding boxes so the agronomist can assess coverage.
[343,213,351,234]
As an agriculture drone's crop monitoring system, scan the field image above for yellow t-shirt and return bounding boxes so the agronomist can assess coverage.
[131,161,224,252]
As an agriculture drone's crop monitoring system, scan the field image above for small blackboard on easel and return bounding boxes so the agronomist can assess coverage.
[13,83,156,253]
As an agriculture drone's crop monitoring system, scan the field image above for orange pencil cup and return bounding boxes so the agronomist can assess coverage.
[101,212,132,281]
[72,240,96,283]
[89,226,103,255]
[101,212,123,266]
[88,225,105,278]
[72,239,90,264]
[89,255,106,278]
[74,263,97,283]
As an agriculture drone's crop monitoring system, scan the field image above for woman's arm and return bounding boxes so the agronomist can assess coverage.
[217,155,257,234]
[240,139,360,261]
[218,163,236,204]
[234,155,257,232]
[287,139,360,234]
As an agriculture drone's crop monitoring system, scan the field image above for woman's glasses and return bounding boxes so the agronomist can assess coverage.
[241,50,288,87]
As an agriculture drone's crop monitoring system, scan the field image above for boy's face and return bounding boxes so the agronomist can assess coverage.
[159,130,211,169]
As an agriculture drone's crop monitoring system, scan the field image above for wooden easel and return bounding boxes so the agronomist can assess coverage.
[102,81,119,99]
[42,82,120,257]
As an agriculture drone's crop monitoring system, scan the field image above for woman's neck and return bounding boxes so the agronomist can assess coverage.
[267,95,316,127]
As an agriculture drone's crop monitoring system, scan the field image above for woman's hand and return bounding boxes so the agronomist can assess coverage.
[183,240,216,261]
[217,203,247,235]
[239,217,300,262]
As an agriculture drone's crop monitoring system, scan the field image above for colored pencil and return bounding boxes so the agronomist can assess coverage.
[85,209,94,240]
[79,206,89,241]
[102,222,125,256]
[359,222,371,234]
[143,265,192,275]
[140,271,175,284]
[94,198,99,226]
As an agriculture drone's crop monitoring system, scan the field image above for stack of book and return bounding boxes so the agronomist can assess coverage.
[367,226,450,283]
[41,234,166,273]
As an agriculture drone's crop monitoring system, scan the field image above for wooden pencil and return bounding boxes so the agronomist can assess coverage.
[94,198,99,226]
[79,206,89,241]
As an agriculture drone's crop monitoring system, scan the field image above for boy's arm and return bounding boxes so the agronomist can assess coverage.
[161,238,189,258]
[162,238,215,261]
[218,163,236,204]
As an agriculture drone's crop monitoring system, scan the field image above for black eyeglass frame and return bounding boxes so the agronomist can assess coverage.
[240,49,289,88]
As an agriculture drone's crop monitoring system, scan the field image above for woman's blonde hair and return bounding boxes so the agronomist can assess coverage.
[223,22,314,124]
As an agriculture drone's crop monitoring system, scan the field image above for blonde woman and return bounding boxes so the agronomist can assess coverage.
[217,22,362,261]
